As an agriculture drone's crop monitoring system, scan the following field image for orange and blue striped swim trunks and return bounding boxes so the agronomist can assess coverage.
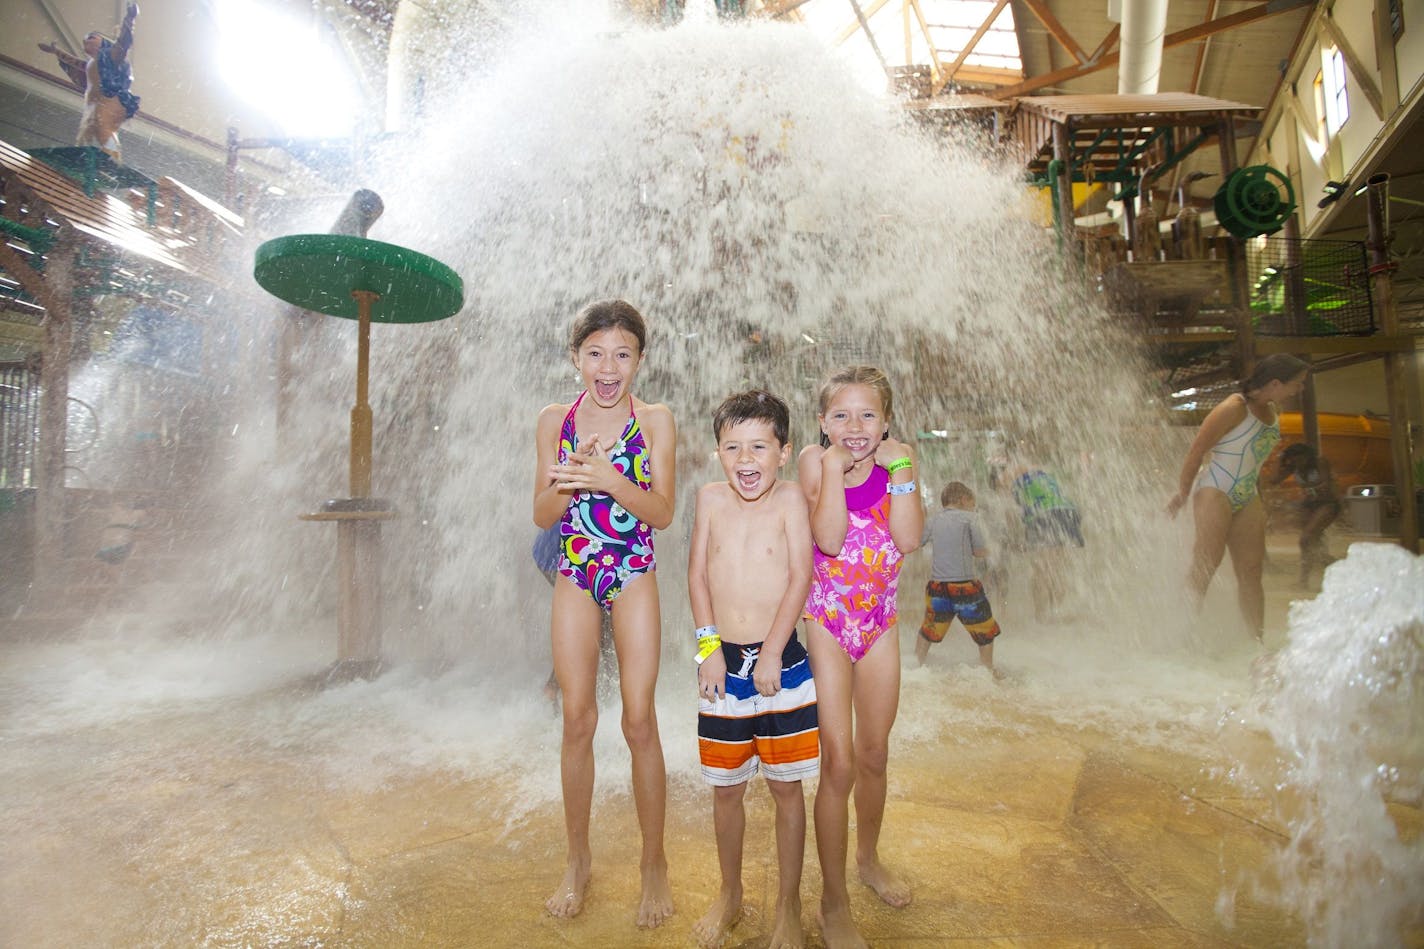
[698,632,819,786]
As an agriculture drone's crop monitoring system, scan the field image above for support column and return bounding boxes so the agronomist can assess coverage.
[1366,173,1419,552]
[1052,120,1077,253]
[34,237,76,603]
[1218,116,1253,372]
[1282,217,1320,451]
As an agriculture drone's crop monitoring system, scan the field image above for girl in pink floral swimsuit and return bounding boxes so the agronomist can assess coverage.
[533,299,676,931]
[798,365,923,948]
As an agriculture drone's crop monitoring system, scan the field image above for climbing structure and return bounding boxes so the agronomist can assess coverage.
[0,140,243,620]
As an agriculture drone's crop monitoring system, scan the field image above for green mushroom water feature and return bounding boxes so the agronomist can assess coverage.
[254,233,463,678]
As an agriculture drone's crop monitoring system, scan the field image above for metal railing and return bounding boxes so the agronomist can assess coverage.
[0,361,38,488]
[1247,236,1374,336]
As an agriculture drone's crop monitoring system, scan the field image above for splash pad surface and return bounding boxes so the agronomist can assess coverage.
[3,544,1420,947]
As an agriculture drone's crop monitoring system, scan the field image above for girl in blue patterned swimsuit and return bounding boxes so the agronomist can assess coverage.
[1167,353,1309,641]
[532,299,677,930]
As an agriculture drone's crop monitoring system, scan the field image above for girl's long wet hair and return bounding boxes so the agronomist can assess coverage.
[1242,353,1309,395]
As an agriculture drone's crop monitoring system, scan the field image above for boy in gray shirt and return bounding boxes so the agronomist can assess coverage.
[917,481,1002,671]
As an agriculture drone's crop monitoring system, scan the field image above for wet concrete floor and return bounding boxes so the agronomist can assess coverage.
[3,532,1419,948]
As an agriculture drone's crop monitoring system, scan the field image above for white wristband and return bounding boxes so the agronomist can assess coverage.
[887,479,917,496]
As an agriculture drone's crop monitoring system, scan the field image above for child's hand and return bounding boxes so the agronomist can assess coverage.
[698,649,727,702]
[1165,492,1187,518]
[548,438,622,495]
[753,649,782,697]
[822,445,854,474]
[875,437,913,469]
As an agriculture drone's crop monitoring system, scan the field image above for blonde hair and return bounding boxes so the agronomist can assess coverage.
[817,365,894,423]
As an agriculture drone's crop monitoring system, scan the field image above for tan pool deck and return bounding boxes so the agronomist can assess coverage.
[2,530,1419,949]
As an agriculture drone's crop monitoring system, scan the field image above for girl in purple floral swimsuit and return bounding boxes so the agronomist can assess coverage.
[532,299,677,931]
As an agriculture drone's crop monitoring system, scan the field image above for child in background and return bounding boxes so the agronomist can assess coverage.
[798,365,922,949]
[1009,456,1084,623]
[688,390,818,949]
[533,299,676,928]
[917,481,1002,672]
[1166,354,1309,641]
[1272,442,1341,589]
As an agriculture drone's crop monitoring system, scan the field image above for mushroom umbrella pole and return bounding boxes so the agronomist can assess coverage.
[254,234,463,679]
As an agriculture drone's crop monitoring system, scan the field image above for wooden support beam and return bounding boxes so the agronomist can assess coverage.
[1022,0,1088,63]
[846,0,892,74]
[1318,11,1385,120]
[0,240,63,314]
[1188,0,1220,93]
[1254,335,1415,355]
[758,0,815,18]
[1149,331,1237,344]
[834,0,893,45]
[1283,87,1327,171]
[905,0,946,89]
[993,2,1302,99]
[34,0,84,55]
[1087,23,1120,64]
[936,0,1009,92]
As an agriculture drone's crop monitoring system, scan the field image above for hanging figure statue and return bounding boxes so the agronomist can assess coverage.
[40,3,141,162]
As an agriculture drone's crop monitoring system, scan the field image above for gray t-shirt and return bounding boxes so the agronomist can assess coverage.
[921,508,987,582]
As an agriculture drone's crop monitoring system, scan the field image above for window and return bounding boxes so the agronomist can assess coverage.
[1321,46,1349,134]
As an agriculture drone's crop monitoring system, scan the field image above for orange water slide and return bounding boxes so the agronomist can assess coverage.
[1275,412,1395,489]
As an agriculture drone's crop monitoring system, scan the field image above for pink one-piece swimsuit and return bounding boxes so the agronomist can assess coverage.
[804,464,903,662]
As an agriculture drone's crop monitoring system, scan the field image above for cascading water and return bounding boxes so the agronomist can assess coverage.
[2,6,1420,946]
[220,10,1185,668]
[1225,543,1423,947]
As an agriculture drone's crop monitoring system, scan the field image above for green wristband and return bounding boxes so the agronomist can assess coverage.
[886,457,913,474]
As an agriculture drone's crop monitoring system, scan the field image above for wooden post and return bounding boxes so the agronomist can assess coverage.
[1366,173,1419,551]
[224,127,239,210]
[1052,120,1076,249]
[350,290,378,498]
[1282,217,1320,451]
[336,517,383,667]
[34,236,76,603]
[1218,115,1253,373]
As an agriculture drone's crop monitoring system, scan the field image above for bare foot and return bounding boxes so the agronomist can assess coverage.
[817,905,867,949]
[858,857,912,908]
[767,894,804,949]
[636,859,675,928]
[545,860,590,918]
[692,889,741,948]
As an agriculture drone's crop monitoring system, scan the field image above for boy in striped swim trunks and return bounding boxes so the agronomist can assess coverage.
[688,390,819,949]
[918,481,1002,673]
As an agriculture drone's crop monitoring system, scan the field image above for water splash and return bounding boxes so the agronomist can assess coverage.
[1238,543,1424,946]
[184,12,1195,680]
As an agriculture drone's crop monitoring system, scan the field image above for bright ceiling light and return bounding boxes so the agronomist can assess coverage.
[214,0,358,138]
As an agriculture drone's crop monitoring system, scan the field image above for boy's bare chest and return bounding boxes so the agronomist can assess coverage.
[708,509,785,566]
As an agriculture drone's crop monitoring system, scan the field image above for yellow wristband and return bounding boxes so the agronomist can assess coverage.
[695,636,721,664]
